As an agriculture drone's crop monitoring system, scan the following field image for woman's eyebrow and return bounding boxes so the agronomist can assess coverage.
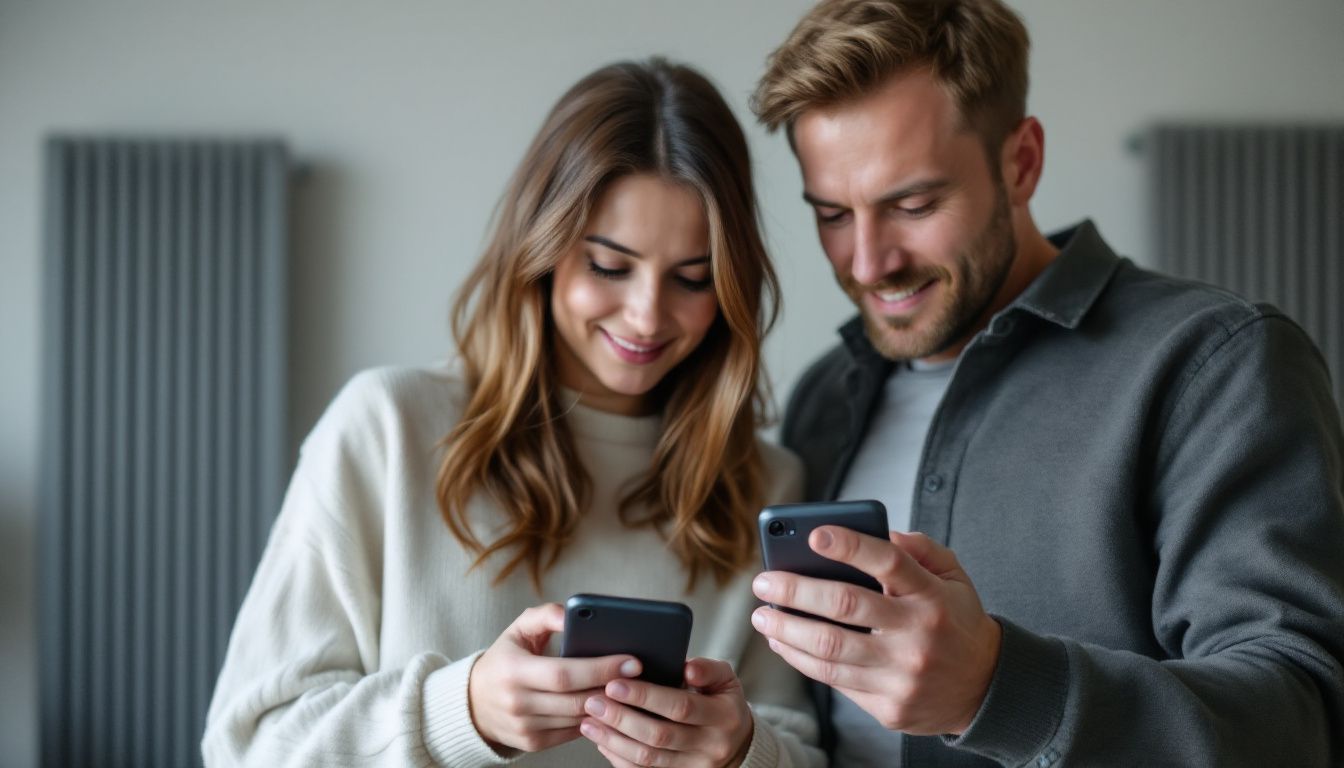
[584,234,640,257]
[585,234,709,266]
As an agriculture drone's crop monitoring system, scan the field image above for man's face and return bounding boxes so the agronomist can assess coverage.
[793,69,1017,362]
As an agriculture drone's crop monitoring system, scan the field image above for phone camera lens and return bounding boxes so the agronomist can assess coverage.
[767,519,786,536]
[577,607,594,620]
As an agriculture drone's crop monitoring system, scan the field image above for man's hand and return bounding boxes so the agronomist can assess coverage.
[750,528,1002,735]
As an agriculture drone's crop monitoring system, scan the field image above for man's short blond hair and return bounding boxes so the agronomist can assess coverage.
[753,0,1030,156]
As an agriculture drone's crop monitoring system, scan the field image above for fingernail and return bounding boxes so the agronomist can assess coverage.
[768,638,781,652]
[619,659,640,677]
[750,609,767,629]
[814,528,833,550]
[585,697,606,716]
[580,720,599,738]
[608,681,629,700]
[752,574,771,595]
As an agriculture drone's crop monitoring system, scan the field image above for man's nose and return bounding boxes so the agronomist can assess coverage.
[850,213,906,286]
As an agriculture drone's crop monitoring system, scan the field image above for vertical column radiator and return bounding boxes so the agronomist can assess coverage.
[39,138,290,768]
[1149,124,1344,411]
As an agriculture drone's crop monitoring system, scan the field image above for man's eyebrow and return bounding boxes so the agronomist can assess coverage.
[802,179,953,210]
[584,235,710,266]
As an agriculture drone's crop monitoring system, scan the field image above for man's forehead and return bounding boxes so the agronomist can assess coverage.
[793,96,980,202]
[795,70,962,138]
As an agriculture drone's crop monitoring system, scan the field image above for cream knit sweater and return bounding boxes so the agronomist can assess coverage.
[202,364,823,767]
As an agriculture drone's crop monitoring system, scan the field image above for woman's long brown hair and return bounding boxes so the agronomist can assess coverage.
[437,58,780,590]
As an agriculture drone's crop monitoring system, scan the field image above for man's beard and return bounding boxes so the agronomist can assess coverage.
[845,191,1016,361]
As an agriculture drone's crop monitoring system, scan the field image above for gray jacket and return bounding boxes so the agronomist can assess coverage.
[781,221,1344,767]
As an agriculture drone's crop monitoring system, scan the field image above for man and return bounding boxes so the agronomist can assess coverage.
[747,1,1344,765]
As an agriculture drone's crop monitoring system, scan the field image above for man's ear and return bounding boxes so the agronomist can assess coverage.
[999,116,1045,206]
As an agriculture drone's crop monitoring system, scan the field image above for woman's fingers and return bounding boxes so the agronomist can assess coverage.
[470,604,642,753]
[516,653,642,693]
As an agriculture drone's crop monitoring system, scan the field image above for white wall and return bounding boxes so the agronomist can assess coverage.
[2,1,1342,762]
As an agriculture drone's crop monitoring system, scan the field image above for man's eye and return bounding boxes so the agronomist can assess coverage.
[816,209,850,225]
[897,202,937,218]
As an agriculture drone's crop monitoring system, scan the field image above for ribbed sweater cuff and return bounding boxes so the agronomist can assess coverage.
[421,650,516,767]
[942,617,1069,766]
[738,708,781,768]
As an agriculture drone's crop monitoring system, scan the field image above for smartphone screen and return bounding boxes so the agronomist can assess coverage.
[560,594,692,688]
[758,499,889,630]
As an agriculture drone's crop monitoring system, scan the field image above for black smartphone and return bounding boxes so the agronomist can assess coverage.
[758,499,890,630]
[560,594,693,689]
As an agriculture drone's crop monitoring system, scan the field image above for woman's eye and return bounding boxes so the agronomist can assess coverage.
[585,255,627,280]
[674,274,714,293]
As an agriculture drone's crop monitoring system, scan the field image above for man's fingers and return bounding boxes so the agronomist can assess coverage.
[517,654,641,693]
[890,531,966,580]
[750,569,890,628]
[749,605,877,665]
[761,634,871,691]
[812,525,940,595]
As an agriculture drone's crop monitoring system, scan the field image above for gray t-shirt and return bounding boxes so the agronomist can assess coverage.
[832,358,955,767]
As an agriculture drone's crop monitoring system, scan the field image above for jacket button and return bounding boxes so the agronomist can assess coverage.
[923,474,944,493]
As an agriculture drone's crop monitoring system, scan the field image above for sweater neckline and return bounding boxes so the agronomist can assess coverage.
[558,388,663,446]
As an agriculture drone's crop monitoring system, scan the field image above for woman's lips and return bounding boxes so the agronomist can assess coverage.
[601,328,670,364]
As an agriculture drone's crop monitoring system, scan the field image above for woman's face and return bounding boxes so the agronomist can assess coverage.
[551,173,719,416]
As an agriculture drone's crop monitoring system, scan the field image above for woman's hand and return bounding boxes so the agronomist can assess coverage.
[579,657,755,768]
[469,604,642,753]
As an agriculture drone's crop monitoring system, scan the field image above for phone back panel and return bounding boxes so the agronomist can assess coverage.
[560,594,692,688]
[758,500,888,593]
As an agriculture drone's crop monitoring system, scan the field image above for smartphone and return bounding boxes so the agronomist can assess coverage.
[758,499,890,630]
[560,594,693,689]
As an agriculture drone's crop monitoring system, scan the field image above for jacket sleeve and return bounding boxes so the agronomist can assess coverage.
[945,313,1344,767]
[201,375,509,767]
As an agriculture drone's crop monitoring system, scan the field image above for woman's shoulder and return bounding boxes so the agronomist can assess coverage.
[756,438,806,506]
[303,361,470,457]
[333,361,468,412]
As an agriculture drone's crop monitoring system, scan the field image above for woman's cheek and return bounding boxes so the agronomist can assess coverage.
[566,276,622,321]
[682,294,720,344]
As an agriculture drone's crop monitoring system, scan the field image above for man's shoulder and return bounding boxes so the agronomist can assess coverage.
[791,343,856,398]
[1096,260,1285,343]
[779,341,859,466]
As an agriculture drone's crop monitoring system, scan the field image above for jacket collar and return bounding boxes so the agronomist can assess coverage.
[836,219,1122,363]
[1011,219,1123,330]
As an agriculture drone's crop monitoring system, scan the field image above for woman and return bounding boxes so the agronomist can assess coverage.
[203,58,821,767]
